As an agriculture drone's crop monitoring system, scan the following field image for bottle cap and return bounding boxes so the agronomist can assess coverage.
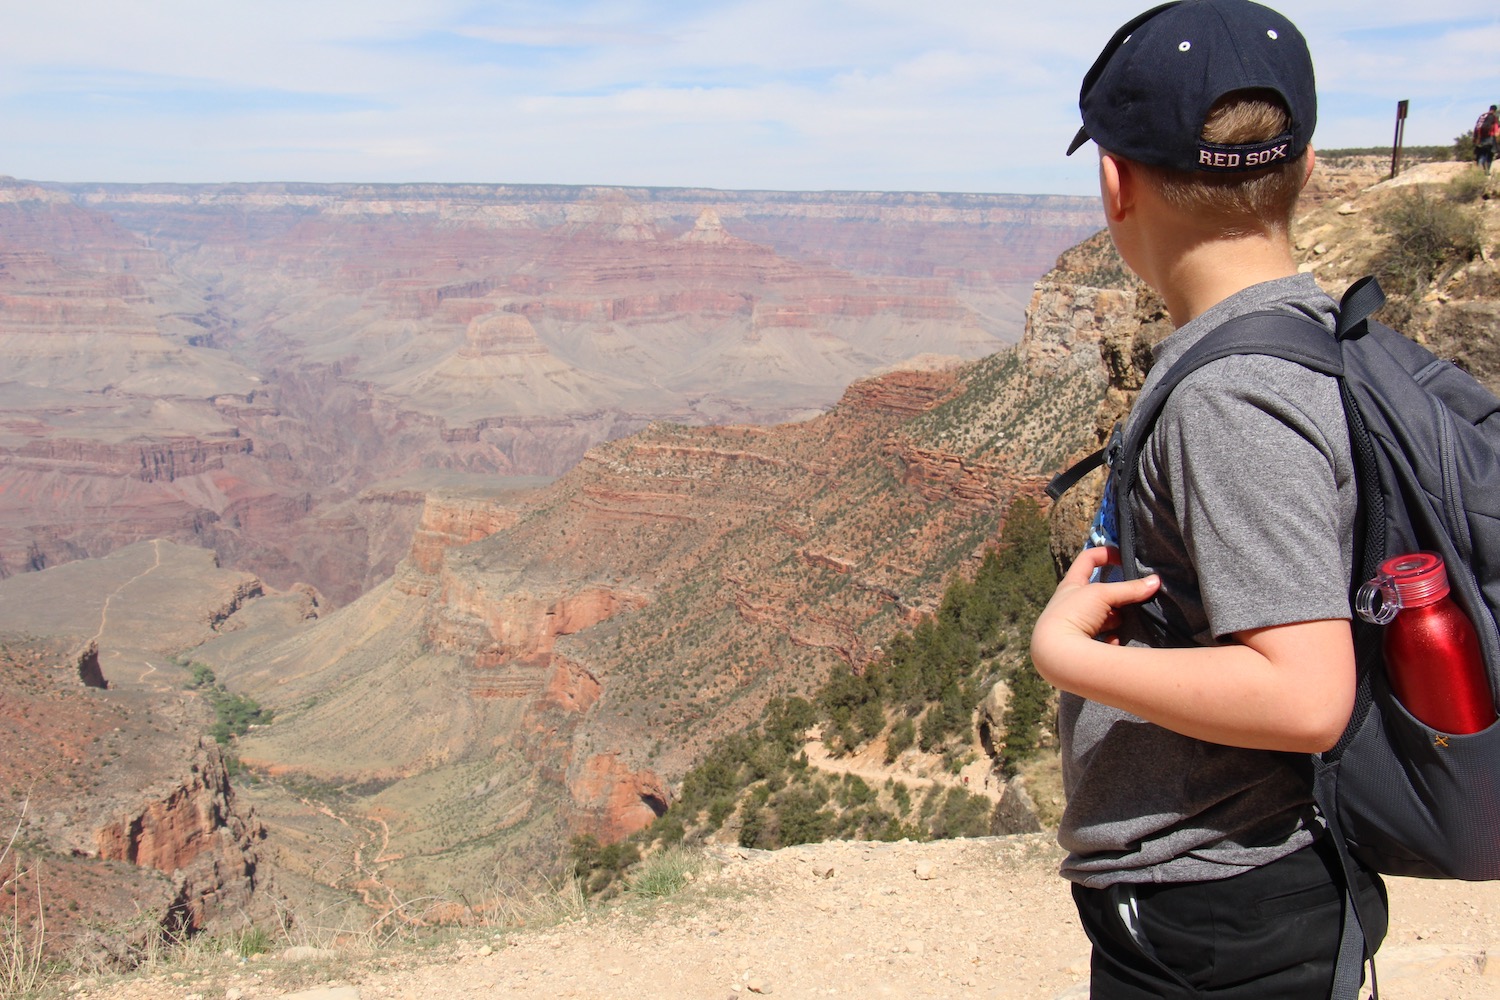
[1382,552,1450,607]
[1356,551,1450,623]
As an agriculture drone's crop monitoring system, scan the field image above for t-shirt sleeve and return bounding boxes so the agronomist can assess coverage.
[1153,356,1353,639]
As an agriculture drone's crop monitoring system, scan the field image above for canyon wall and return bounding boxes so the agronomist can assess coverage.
[4,157,1497,944]
[0,177,1100,604]
[0,543,277,962]
[191,260,1111,904]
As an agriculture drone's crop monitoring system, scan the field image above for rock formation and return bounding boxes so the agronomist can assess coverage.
[0,177,1100,604]
[189,258,1110,908]
[0,543,276,961]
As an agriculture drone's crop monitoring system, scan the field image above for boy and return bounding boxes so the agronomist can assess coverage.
[1030,2,1387,996]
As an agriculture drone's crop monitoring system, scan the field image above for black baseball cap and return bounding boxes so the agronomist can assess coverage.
[1066,0,1316,173]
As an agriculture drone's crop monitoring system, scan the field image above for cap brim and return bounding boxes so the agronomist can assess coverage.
[1066,125,1091,156]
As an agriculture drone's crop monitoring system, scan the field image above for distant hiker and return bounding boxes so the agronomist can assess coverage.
[1475,104,1498,174]
[1032,1,1387,996]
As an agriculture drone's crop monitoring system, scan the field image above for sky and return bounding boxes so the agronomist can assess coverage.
[2,1,1498,197]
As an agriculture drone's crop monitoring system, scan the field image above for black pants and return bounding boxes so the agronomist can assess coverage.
[1071,837,1387,999]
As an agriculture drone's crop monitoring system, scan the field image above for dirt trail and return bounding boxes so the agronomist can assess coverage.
[82,834,1500,1000]
[803,734,1004,803]
[90,539,163,647]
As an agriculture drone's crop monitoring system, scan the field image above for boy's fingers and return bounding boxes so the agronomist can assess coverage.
[1066,545,1115,582]
[1101,574,1160,605]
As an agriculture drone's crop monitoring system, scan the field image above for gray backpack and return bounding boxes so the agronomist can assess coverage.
[1048,276,1500,997]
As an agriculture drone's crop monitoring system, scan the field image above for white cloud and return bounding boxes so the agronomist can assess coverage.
[1,0,1496,193]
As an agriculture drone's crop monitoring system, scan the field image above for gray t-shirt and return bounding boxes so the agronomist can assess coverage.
[1058,273,1357,886]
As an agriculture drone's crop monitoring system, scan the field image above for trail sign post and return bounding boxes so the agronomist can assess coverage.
[1391,100,1409,179]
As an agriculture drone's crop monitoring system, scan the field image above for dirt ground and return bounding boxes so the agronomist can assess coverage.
[68,832,1500,1000]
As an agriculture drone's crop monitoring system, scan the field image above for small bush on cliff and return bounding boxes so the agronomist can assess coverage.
[885,718,916,762]
[1002,659,1054,778]
[1452,132,1477,165]
[928,787,995,840]
[1448,168,1488,205]
[1372,186,1483,306]
[625,846,704,898]
[569,835,640,897]
[229,926,272,958]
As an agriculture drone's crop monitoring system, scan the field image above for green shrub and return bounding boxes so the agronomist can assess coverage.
[855,699,886,741]
[918,704,950,753]
[208,690,273,744]
[927,788,993,839]
[185,666,273,745]
[888,780,913,816]
[827,716,862,756]
[705,796,736,831]
[649,813,685,846]
[626,846,704,898]
[775,788,832,846]
[885,718,916,763]
[569,834,641,896]
[763,697,817,751]
[1372,187,1483,300]
[918,785,942,823]
[1001,659,1052,777]
[838,774,875,808]
[739,806,769,849]
[1453,132,1476,164]
[231,926,272,957]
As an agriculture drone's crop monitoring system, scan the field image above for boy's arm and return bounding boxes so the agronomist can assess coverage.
[1031,545,1355,753]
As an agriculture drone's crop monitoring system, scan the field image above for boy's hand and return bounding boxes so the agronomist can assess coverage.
[1027,551,1354,752]
[1030,546,1160,686]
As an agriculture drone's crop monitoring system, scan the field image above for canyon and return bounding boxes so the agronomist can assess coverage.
[0,176,1102,955]
[6,155,1496,964]
[0,179,1100,605]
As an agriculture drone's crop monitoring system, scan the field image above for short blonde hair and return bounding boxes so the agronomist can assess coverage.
[1135,90,1309,235]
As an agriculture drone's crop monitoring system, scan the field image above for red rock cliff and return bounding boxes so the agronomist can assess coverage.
[93,740,265,930]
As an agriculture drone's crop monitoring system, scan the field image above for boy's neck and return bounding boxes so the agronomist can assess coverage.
[1100,150,1308,329]
[1154,233,1300,328]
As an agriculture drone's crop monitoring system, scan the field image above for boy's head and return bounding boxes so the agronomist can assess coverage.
[1068,0,1316,231]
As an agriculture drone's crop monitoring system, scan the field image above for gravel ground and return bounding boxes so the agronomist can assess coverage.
[69,833,1500,1000]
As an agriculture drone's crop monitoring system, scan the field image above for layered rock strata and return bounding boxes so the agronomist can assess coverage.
[198,268,1110,906]
[0,176,1100,603]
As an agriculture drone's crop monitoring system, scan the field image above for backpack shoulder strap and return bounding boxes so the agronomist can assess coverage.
[1044,448,1105,501]
[1113,308,1343,580]
[1335,275,1386,338]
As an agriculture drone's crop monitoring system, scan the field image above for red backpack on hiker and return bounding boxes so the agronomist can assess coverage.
[1476,109,1499,144]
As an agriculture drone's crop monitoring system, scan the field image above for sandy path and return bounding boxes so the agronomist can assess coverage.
[80,833,1500,1000]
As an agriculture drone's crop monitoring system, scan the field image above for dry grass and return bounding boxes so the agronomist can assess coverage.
[624,846,707,899]
[51,872,599,1000]
[1,799,46,999]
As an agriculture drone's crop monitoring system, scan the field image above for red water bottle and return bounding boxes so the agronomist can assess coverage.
[1356,552,1496,734]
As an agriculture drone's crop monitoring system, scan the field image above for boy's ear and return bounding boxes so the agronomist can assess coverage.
[1302,146,1317,191]
[1100,152,1133,223]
